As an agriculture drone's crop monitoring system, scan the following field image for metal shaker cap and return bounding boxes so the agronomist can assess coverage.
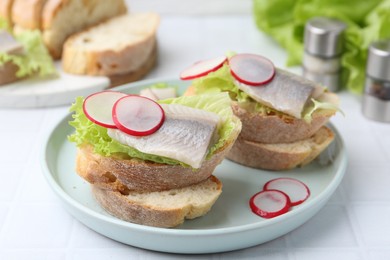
[304,17,346,57]
[366,40,390,81]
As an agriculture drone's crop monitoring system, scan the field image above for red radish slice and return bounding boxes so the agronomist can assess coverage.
[264,178,310,206]
[83,91,128,128]
[180,56,227,80]
[112,95,165,136]
[249,190,291,219]
[229,53,275,86]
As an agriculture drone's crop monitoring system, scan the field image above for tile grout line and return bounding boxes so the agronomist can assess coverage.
[338,183,369,260]
[0,110,48,249]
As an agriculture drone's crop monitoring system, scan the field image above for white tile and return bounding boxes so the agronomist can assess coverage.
[0,162,24,201]
[218,248,288,260]
[0,109,44,131]
[351,204,390,247]
[0,205,10,230]
[69,221,127,248]
[292,249,362,260]
[367,249,390,260]
[0,131,37,163]
[342,163,390,201]
[0,251,66,260]
[288,205,357,248]
[69,249,141,260]
[0,204,73,248]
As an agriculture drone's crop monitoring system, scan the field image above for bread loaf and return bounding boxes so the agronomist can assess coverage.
[62,12,159,85]
[0,0,14,26]
[226,126,335,171]
[42,0,127,59]
[92,175,222,228]
[12,0,47,33]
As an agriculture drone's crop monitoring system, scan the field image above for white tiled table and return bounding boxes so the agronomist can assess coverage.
[1,1,390,259]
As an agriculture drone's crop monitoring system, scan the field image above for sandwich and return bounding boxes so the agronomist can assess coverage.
[68,91,242,227]
[0,20,55,85]
[181,53,340,170]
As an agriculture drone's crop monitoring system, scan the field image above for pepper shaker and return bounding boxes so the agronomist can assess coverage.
[362,39,390,122]
[302,17,346,92]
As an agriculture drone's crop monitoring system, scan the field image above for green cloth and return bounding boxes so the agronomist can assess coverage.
[253,0,390,93]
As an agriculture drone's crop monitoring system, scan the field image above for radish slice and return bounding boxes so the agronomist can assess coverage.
[112,95,165,136]
[263,178,310,206]
[180,56,227,80]
[83,91,128,128]
[249,190,291,219]
[229,53,275,86]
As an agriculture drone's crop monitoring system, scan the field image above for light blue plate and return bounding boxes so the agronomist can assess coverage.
[41,78,348,254]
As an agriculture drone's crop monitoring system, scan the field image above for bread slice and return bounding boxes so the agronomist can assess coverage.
[62,12,159,82]
[75,116,241,193]
[12,0,47,33]
[92,175,222,228]
[226,126,335,171]
[0,61,21,85]
[0,0,14,26]
[42,0,127,59]
[231,101,335,144]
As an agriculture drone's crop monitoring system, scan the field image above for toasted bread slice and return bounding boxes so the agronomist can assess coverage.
[75,116,241,193]
[42,0,127,59]
[92,175,222,228]
[231,101,335,144]
[62,13,159,78]
[226,126,335,171]
[0,61,21,85]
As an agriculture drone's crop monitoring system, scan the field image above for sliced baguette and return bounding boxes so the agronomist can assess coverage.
[226,126,335,171]
[75,116,241,193]
[62,13,159,79]
[0,61,21,85]
[0,0,14,26]
[12,0,47,33]
[42,0,127,59]
[231,100,335,144]
[92,175,222,228]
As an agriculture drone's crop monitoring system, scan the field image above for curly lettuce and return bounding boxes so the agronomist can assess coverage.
[253,0,390,93]
[0,19,56,78]
[68,92,238,167]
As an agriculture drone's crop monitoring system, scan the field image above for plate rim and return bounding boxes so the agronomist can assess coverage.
[40,77,348,237]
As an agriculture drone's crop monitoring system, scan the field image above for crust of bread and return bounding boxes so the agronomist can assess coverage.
[231,101,334,144]
[0,61,22,85]
[0,0,14,26]
[42,0,127,59]
[226,126,335,171]
[61,13,159,77]
[76,116,241,192]
[108,44,157,88]
[183,86,335,144]
[92,175,222,228]
[12,0,47,30]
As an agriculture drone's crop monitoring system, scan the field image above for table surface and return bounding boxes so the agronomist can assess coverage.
[1,2,390,259]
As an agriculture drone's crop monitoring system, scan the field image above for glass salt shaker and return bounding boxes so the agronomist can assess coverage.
[302,17,346,92]
[362,39,390,122]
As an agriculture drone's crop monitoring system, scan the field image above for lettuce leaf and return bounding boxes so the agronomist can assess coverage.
[253,0,390,94]
[0,21,56,78]
[68,92,238,167]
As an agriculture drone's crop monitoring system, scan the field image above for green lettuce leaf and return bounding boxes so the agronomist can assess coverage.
[0,21,56,78]
[68,92,238,167]
[253,0,390,93]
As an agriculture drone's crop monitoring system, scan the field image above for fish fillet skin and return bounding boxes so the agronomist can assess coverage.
[107,104,221,168]
[236,68,320,118]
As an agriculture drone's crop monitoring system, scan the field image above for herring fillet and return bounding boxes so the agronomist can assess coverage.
[236,68,318,118]
[107,104,220,168]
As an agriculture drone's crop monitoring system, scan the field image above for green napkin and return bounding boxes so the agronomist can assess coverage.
[253,0,390,93]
